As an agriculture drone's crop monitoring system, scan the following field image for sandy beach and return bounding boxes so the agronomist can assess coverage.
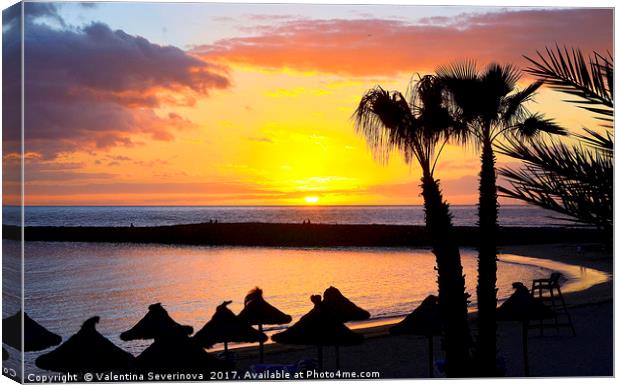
[226,243,612,378]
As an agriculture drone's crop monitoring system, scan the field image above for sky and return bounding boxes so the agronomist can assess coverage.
[2,2,613,206]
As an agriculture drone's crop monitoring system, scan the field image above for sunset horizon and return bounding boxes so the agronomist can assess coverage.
[2,3,612,207]
[2,1,613,381]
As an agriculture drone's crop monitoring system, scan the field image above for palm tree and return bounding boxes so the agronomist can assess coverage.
[436,63,565,374]
[354,75,472,377]
[498,47,613,240]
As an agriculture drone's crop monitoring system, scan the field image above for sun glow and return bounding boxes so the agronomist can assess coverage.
[304,196,320,204]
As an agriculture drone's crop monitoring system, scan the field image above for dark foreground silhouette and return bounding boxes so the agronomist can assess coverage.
[193,301,268,355]
[272,295,364,370]
[36,317,134,374]
[3,311,62,351]
[5,223,604,247]
[120,303,229,372]
[390,295,442,377]
[238,287,292,363]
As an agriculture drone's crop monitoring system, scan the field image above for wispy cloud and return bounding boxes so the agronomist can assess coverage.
[194,9,612,76]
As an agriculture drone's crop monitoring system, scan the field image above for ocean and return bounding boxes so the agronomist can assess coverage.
[5,205,574,227]
[6,241,601,375]
[2,205,593,375]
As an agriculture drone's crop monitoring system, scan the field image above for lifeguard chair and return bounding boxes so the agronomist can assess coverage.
[530,272,576,336]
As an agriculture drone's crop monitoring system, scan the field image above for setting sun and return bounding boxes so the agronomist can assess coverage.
[304,196,320,204]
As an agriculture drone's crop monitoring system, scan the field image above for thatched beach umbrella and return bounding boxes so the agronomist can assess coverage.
[35,317,134,374]
[272,295,363,370]
[389,295,441,377]
[3,311,62,351]
[120,303,193,341]
[193,301,267,356]
[121,303,227,372]
[497,282,555,376]
[322,286,371,322]
[134,333,230,373]
[238,287,292,363]
[322,286,370,367]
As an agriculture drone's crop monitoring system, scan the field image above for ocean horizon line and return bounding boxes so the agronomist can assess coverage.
[7,204,532,208]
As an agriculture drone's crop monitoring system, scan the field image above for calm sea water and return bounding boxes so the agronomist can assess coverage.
[2,240,582,375]
[5,205,573,227]
[1,205,591,375]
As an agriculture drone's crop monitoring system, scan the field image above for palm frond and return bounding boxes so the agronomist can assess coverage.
[507,113,566,140]
[524,46,613,117]
[353,86,415,164]
[575,127,613,154]
[353,76,464,175]
[436,60,478,81]
[498,136,612,230]
[482,63,521,98]
[502,80,543,123]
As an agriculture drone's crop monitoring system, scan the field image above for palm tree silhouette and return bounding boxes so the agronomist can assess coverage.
[499,47,613,239]
[436,62,565,374]
[354,75,472,377]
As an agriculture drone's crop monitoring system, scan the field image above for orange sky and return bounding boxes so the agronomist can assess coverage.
[3,4,613,206]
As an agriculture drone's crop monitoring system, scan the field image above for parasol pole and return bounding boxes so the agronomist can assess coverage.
[428,335,434,378]
[335,345,340,369]
[317,345,323,371]
[522,321,529,376]
[258,324,264,363]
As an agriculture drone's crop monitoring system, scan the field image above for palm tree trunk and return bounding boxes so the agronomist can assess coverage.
[421,173,472,377]
[476,135,499,375]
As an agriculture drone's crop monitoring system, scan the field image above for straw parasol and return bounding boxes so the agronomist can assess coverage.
[272,295,363,370]
[322,286,371,322]
[120,303,193,341]
[497,282,555,376]
[134,332,230,373]
[238,287,292,363]
[322,286,370,367]
[193,301,267,356]
[35,317,134,374]
[3,311,62,351]
[389,295,441,377]
[121,304,229,373]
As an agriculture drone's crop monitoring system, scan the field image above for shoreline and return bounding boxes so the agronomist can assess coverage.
[224,244,612,377]
[4,223,607,247]
[212,244,612,356]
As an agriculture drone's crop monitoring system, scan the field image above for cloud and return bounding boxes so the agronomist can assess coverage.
[367,174,478,199]
[6,4,231,159]
[248,136,274,144]
[23,181,269,196]
[193,9,612,76]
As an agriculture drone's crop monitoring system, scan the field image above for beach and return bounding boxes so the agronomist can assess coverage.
[228,243,612,378]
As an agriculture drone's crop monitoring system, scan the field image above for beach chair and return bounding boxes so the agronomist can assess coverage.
[530,273,576,336]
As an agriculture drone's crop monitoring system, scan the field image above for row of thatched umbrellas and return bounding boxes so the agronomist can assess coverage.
[2,283,554,376]
[2,287,370,373]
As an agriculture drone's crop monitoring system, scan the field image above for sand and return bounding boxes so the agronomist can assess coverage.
[226,243,612,378]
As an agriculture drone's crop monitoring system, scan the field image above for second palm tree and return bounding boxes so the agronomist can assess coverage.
[437,62,564,374]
